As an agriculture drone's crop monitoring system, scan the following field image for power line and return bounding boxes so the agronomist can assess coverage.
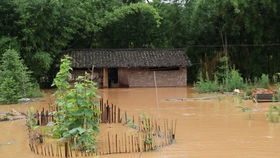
[184,43,280,48]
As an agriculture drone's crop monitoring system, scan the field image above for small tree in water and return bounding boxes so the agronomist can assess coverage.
[0,49,41,104]
[51,56,100,152]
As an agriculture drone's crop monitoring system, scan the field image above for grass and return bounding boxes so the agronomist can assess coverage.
[195,69,247,93]
[266,105,280,123]
[194,75,220,93]
[254,74,270,89]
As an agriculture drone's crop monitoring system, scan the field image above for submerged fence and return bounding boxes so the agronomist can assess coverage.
[29,99,177,157]
[36,99,122,126]
[29,129,175,157]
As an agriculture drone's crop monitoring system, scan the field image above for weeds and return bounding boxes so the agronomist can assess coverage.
[195,67,247,93]
[236,106,253,120]
[194,73,220,93]
[26,108,39,130]
[195,56,272,94]
[223,69,245,92]
[125,117,138,129]
[139,114,155,149]
[255,74,270,89]
[266,105,280,123]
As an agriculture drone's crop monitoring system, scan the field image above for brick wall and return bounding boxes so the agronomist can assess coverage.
[118,68,129,87]
[125,68,187,87]
[71,69,103,87]
[72,68,187,88]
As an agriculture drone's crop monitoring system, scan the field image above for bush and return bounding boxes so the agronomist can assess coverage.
[194,74,220,93]
[0,77,19,104]
[0,49,42,104]
[255,74,270,89]
[266,105,280,123]
[51,56,100,152]
[195,58,246,93]
[223,69,245,92]
[26,83,43,98]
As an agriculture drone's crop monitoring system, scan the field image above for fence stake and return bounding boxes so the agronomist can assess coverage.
[115,134,118,153]
[118,108,121,123]
[50,144,54,157]
[108,132,111,154]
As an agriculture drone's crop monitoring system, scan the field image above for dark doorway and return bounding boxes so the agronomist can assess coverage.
[108,68,118,88]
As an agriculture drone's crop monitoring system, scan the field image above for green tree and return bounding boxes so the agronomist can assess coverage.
[0,77,19,104]
[1,0,280,84]
[51,56,100,152]
[97,2,162,48]
[0,49,41,104]
[182,0,280,82]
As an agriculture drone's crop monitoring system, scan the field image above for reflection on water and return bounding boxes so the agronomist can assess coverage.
[1,87,280,158]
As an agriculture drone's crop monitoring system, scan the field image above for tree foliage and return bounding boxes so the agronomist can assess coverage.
[182,0,280,81]
[51,56,100,152]
[98,3,162,48]
[1,0,280,84]
[0,49,41,104]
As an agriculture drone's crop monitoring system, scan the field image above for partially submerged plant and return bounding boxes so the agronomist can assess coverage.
[266,105,280,123]
[255,74,270,89]
[144,137,153,146]
[236,106,253,120]
[50,56,101,152]
[139,114,155,150]
[125,117,138,129]
[273,73,280,101]
[194,72,220,93]
[26,108,39,131]
[195,56,247,93]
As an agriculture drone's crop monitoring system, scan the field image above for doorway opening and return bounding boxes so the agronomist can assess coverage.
[108,68,118,88]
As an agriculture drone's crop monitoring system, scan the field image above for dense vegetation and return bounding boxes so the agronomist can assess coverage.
[0,0,280,85]
[0,49,41,104]
[50,56,100,152]
[194,56,271,93]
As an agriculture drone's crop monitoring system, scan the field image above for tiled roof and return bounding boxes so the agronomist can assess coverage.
[66,49,192,68]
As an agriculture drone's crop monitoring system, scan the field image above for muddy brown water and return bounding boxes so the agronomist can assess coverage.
[1,87,280,158]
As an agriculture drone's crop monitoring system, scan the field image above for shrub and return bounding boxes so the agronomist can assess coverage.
[194,73,220,93]
[223,69,245,92]
[50,56,100,152]
[266,105,280,123]
[255,74,270,89]
[0,77,19,104]
[26,83,43,98]
[0,49,42,104]
[215,56,230,82]
[243,84,254,99]
[195,56,247,93]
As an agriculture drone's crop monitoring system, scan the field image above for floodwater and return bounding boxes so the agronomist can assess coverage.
[1,87,280,158]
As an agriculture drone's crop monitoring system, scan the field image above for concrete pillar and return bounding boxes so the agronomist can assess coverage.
[103,68,108,88]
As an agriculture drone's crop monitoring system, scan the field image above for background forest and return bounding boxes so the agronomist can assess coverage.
[1,0,280,86]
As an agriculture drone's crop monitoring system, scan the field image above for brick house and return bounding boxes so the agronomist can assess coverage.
[67,49,192,88]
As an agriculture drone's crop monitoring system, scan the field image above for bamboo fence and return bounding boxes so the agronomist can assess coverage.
[29,99,177,157]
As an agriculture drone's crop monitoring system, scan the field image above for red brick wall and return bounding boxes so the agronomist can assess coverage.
[72,68,187,88]
[71,69,103,87]
[118,68,129,87]
[125,68,187,87]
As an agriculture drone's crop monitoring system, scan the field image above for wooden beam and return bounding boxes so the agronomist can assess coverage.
[103,68,108,88]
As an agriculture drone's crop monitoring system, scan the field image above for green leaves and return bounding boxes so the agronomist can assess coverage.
[1,0,280,84]
[0,49,41,104]
[266,105,280,123]
[98,2,162,48]
[0,77,19,104]
[52,56,100,152]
